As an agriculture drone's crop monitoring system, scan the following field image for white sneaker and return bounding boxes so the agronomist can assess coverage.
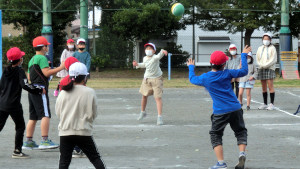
[258,104,268,110]
[266,103,275,110]
[137,111,147,120]
[157,116,163,126]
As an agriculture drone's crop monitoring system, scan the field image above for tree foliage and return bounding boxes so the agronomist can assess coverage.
[0,0,77,67]
[184,0,281,46]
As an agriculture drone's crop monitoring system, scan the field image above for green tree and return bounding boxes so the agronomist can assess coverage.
[185,0,280,46]
[0,0,77,68]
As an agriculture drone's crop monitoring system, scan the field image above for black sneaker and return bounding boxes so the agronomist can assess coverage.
[246,106,250,110]
[235,152,246,169]
[12,149,30,159]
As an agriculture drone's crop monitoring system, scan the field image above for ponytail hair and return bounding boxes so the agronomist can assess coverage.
[61,75,86,91]
[6,59,20,71]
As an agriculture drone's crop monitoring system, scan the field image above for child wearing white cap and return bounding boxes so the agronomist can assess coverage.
[238,52,258,110]
[72,38,91,73]
[132,43,168,125]
[56,62,106,168]
[225,44,241,98]
[256,33,277,110]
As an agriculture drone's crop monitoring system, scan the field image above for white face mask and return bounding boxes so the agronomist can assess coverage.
[263,40,271,46]
[230,51,237,55]
[247,59,251,63]
[68,45,74,49]
[145,50,153,56]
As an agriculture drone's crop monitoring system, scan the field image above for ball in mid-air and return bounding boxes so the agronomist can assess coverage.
[171,3,185,16]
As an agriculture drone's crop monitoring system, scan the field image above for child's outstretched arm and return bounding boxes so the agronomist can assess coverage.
[153,49,168,61]
[229,45,251,78]
[133,60,146,69]
[19,69,45,95]
[187,58,204,86]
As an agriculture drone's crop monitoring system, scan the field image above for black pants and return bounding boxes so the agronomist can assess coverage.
[231,82,239,98]
[59,135,106,169]
[209,109,247,149]
[0,110,25,151]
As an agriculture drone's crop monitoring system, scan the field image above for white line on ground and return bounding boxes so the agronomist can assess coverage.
[243,98,300,119]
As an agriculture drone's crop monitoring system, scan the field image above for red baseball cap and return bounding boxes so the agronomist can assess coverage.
[65,57,79,70]
[210,51,229,65]
[144,43,156,51]
[6,47,25,62]
[32,36,51,47]
[67,39,74,44]
[229,44,237,50]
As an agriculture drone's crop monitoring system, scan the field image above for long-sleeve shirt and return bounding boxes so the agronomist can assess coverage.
[0,66,43,112]
[57,49,75,77]
[72,51,91,72]
[188,53,248,114]
[224,55,241,70]
[238,62,258,82]
[136,50,164,78]
[56,85,98,136]
[256,45,277,71]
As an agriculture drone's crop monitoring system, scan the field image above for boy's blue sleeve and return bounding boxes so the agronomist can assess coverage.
[189,65,204,86]
[86,53,91,72]
[228,53,248,78]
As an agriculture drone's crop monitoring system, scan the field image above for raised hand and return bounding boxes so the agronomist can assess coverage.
[186,58,195,66]
[242,45,252,54]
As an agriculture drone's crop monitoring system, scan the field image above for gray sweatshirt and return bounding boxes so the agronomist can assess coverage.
[225,55,241,70]
[238,63,258,82]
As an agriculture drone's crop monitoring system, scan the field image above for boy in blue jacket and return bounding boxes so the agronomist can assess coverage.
[187,45,252,169]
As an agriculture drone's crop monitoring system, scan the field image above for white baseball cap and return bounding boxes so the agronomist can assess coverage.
[77,38,86,45]
[229,44,237,50]
[247,52,252,57]
[263,33,272,39]
[69,62,89,77]
[144,43,156,51]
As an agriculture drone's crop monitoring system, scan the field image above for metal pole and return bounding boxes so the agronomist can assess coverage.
[80,0,89,52]
[0,10,2,79]
[192,5,195,60]
[93,5,96,56]
[168,53,172,80]
[41,0,53,68]
[279,0,291,52]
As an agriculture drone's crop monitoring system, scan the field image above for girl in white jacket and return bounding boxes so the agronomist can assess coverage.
[256,33,277,110]
[55,62,106,169]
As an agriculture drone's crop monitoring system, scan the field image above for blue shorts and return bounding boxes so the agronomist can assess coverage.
[239,81,253,89]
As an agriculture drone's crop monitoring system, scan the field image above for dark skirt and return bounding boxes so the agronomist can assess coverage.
[256,69,276,80]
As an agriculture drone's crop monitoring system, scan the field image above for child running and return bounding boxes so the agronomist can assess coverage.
[54,39,76,96]
[56,62,106,169]
[0,47,45,159]
[187,45,251,169]
[238,52,258,110]
[225,44,241,98]
[22,36,65,150]
[132,43,168,125]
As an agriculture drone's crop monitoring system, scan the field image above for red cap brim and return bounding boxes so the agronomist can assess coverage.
[21,51,25,56]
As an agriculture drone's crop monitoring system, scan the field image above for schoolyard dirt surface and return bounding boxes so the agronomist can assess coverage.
[0,86,300,169]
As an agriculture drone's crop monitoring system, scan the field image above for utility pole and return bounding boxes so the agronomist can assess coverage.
[93,4,96,56]
[279,0,291,51]
[41,0,53,68]
[192,5,195,60]
[80,0,89,52]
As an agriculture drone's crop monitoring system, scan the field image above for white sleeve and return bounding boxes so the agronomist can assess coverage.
[153,50,164,61]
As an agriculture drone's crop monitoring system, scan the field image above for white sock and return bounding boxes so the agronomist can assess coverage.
[218,160,224,165]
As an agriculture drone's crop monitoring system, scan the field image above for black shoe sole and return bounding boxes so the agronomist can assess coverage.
[235,156,245,169]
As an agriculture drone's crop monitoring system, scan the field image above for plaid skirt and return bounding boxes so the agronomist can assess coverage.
[256,69,276,80]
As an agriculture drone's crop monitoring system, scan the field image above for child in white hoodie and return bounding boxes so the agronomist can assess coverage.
[55,62,105,169]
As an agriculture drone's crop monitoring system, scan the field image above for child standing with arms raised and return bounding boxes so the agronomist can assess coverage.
[0,47,45,158]
[132,43,168,125]
[56,62,106,169]
[54,39,76,96]
[187,46,251,169]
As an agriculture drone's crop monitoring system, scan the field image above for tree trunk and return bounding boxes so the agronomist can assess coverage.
[244,29,255,46]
